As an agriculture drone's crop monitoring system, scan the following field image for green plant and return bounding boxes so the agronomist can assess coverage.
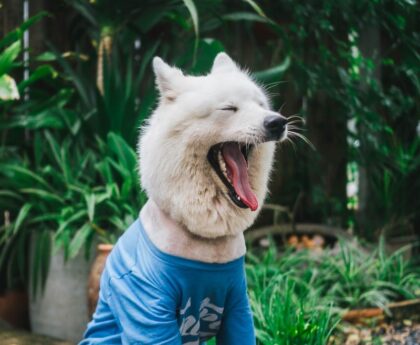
[227,1,420,236]
[316,239,420,311]
[54,0,202,145]
[0,0,272,295]
[318,243,393,310]
[52,42,153,146]
[375,238,420,301]
[250,277,337,345]
[0,12,60,148]
[0,131,144,293]
[54,0,276,145]
[66,0,199,91]
[246,245,338,345]
[0,12,63,291]
[244,237,419,342]
[363,136,420,238]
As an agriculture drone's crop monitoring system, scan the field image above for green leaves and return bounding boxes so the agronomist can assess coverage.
[0,11,47,50]
[0,41,22,101]
[107,132,137,173]
[11,204,32,237]
[31,230,52,297]
[85,194,96,222]
[182,0,199,37]
[253,57,291,84]
[0,131,145,276]
[0,163,52,191]
[248,264,338,345]
[69,224,92,259]
[0,127,144,292]
[0,12,54,102]
[247,238,419,344]
[242,0,267,18]
[222,12,270,24]
[18,65,58,91]
[0,41,21,76]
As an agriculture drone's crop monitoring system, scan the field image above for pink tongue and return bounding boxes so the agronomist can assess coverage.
[221,143,258,211]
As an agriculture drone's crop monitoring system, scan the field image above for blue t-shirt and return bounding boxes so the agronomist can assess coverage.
[80,219,255,345]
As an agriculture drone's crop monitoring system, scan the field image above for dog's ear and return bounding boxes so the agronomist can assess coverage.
[153,57,183,101]
[211,52,238,74]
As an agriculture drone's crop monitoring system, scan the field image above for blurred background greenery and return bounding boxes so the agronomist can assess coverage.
[0,1,419,344]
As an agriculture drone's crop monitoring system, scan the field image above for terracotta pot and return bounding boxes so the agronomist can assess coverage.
[0,290,29,329]
[87,244,113,318]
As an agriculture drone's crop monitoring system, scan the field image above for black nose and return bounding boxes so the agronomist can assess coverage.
[264,115,287,140]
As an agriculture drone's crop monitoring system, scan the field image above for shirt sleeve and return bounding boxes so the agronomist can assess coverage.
[216,272,256,345]
[107,272,182,345]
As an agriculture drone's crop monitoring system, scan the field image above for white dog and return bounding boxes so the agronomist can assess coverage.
[81,53,287,345]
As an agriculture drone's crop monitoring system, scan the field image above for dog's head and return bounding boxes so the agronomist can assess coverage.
[139,53,287,238]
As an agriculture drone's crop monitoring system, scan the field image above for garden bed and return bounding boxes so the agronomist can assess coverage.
[246,237,420,344]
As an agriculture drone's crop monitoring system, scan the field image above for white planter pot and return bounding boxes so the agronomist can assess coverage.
[29,248,92,344]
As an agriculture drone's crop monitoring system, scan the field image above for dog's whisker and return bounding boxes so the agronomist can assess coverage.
[287,126,305,132]
[264,92,279,99]
[278,103,286,114]
[286,123,304,129]
[287,114,304,119]
[264,81,282,89]
[288,131,315,150]
[286,113,303,118]
[284,137,297,153]
[286,115,305,123]
[286,120,303,125]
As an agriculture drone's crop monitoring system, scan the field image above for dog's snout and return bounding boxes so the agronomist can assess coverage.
[264,115,287,140]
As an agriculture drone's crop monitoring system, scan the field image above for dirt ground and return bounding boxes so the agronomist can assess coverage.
[331,321,420,345]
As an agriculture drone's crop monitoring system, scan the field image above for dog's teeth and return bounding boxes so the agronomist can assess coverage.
[218,151,228,177]
[237,196,241,201]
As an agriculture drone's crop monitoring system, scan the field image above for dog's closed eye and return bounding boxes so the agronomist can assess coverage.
[220,105,238,112]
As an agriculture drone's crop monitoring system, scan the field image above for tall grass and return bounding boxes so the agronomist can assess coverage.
[249,275,337,345]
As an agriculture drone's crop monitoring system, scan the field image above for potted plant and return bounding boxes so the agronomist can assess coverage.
[0,130,144,342]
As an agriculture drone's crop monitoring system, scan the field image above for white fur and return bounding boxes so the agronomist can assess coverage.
[138,53,279,240]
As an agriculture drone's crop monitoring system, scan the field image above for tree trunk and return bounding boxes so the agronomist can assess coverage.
[306,92,347,226]
[2,0,23,37]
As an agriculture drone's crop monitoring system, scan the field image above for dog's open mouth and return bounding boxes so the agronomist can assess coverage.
[207,142,258,211]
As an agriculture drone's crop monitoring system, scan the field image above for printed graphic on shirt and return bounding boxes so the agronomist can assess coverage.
[179,297,224,345]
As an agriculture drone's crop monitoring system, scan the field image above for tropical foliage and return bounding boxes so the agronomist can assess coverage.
[0,0,274,291]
